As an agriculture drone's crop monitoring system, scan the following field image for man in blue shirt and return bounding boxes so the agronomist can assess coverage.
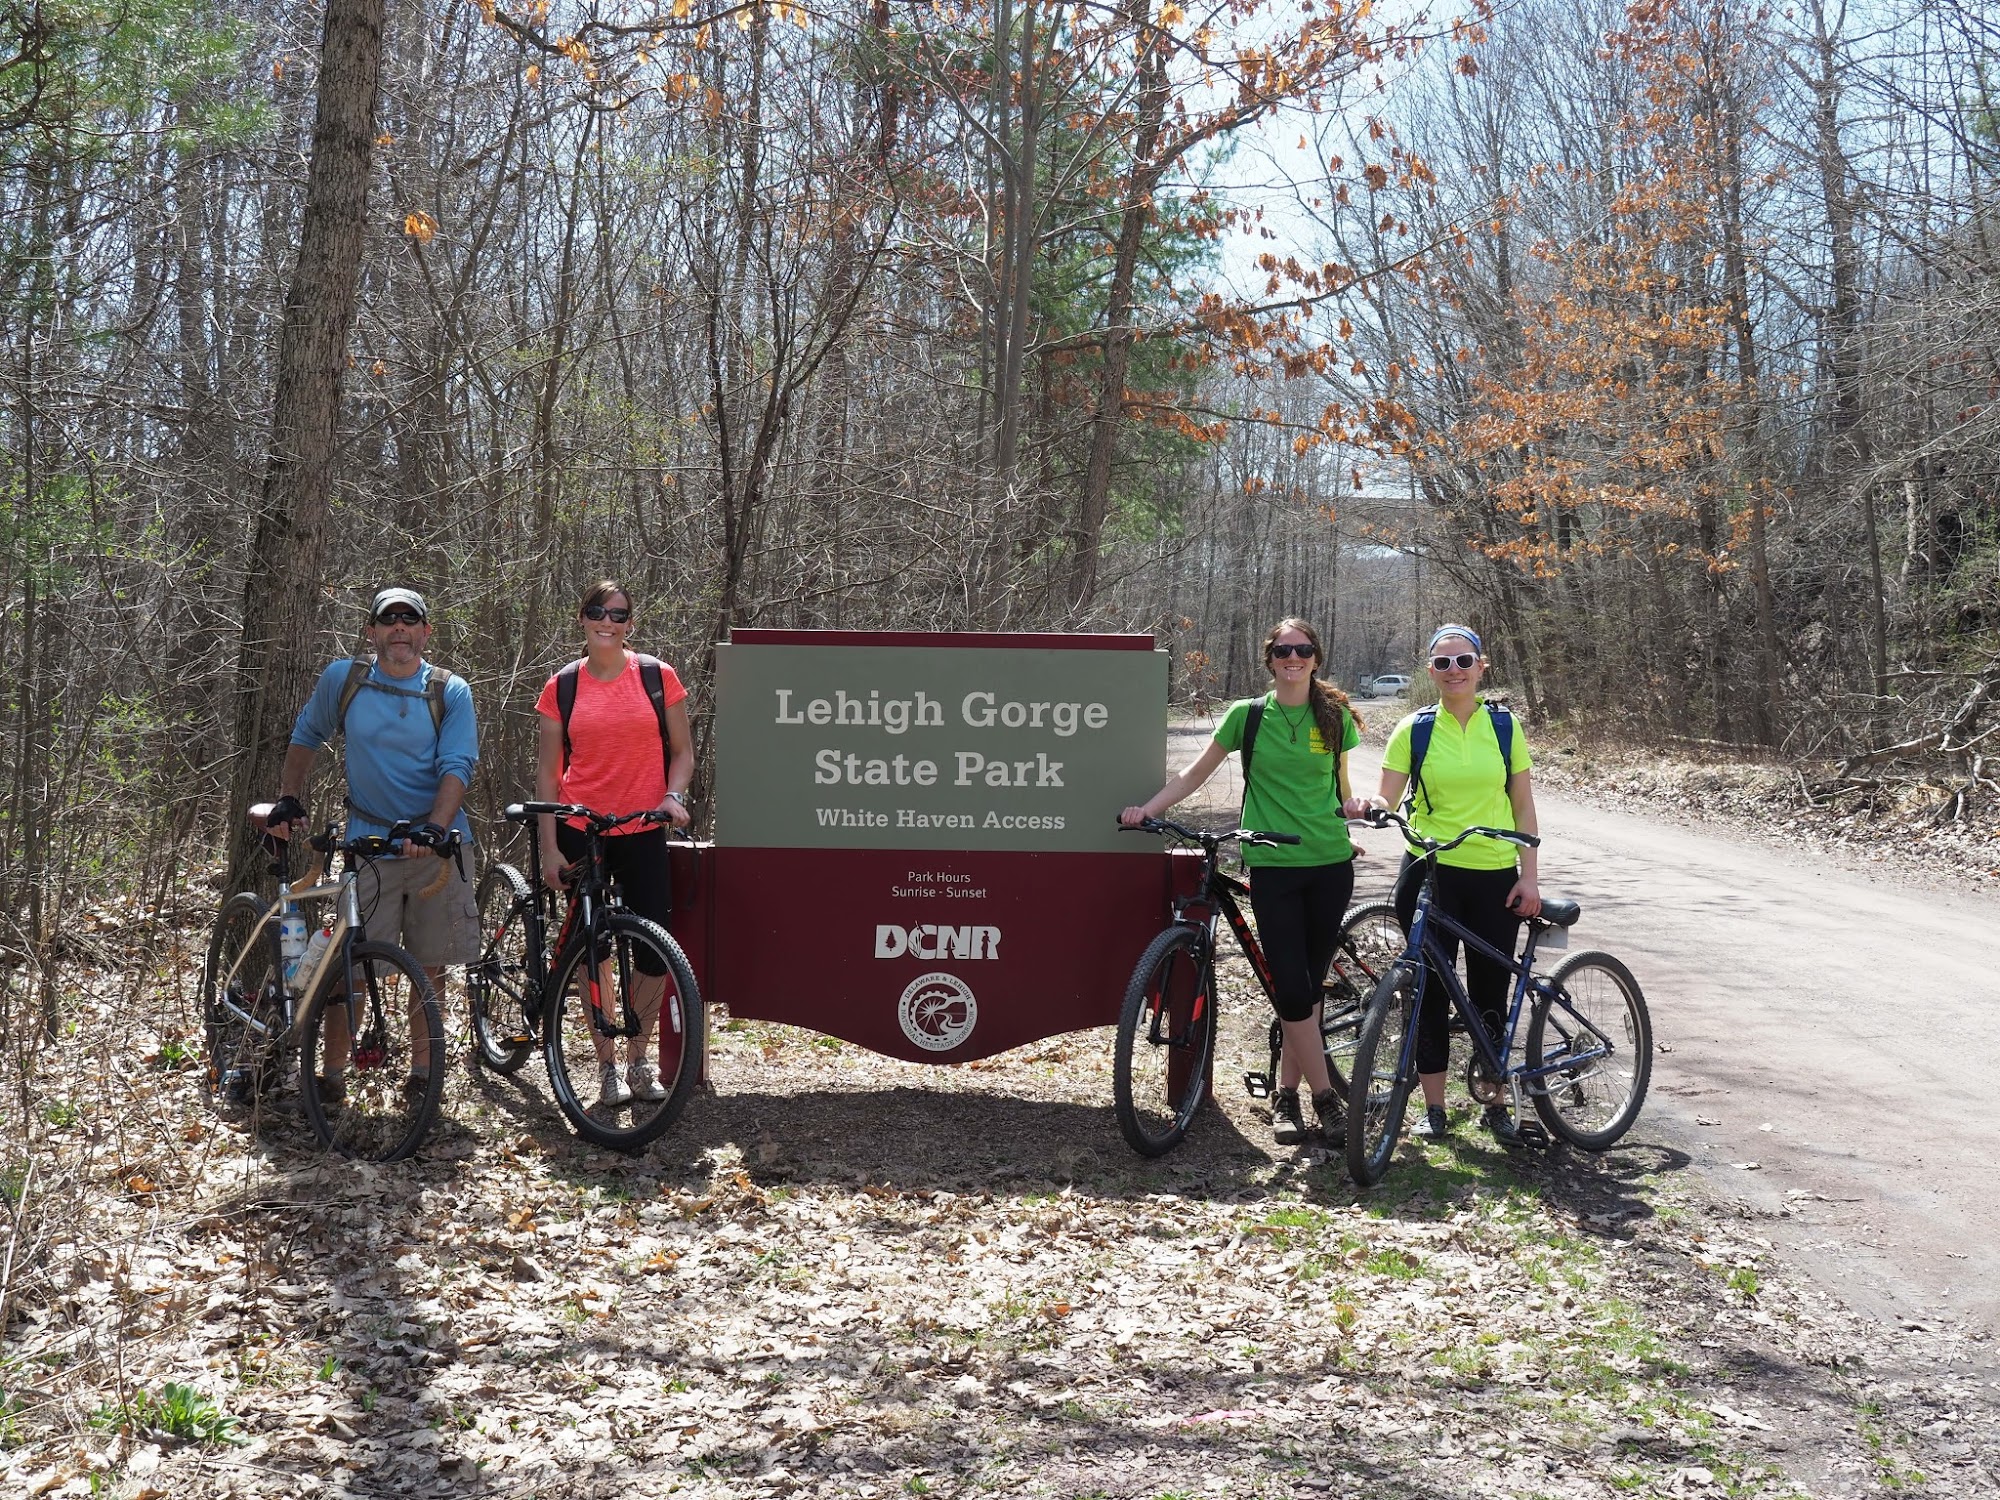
[269,587,480,1095]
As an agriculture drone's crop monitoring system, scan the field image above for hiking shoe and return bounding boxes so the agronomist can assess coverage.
[403,1070,431,1101]
[1412,1104,1451,1141]
[1271,1087,1309,1146]
[1311,1088,1346,1146]
[599,1062,633,1108]
[1483,1103,1524,1147]
[318,1072,346,1112]
[626,1058,669,1102]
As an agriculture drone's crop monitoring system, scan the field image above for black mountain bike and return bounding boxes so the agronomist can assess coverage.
[466,803,704,1152]
[1113,816,1406,1156]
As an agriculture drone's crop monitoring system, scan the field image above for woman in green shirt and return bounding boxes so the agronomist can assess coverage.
[1373,623,1542,1146]
[1121,618,1366,1147]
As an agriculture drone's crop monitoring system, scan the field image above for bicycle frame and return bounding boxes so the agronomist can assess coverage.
[505,804,666,1041]
[209,858,363,1047]
[1389,860,1616,1105]
[217,822,458,1047]
[1177,860,1275,993]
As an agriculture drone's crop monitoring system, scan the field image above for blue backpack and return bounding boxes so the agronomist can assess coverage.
[1402,702,1515,814]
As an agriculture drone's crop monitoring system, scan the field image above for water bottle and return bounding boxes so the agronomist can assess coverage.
[278,906,308,983]
[300,925,333,984]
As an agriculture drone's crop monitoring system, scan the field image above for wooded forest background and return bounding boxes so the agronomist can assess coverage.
[2,0,1997,986]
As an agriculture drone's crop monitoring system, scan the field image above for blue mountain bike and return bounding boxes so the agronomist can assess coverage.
[1346,807,1652,1185]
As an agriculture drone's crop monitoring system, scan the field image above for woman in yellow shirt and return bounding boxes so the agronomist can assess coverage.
[1373,624,1541,1145]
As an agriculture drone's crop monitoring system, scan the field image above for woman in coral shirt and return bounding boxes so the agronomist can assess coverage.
[534,579,695,1107]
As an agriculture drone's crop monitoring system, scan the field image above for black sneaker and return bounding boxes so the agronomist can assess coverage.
[1271,1088,1308,1146]
[1412,1104,1450,1141]
[1311,1088,1346,1146]
[1482,1104,1524,1147]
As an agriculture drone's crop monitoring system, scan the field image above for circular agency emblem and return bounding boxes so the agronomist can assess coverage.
[897,971,978,1052]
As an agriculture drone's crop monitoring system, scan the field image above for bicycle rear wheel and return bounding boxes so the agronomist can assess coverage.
[543,913,705,1153]
[1346,965,1419,1186]
[297,940,445,1162]
[469,862,538,1074]
[202,893,286,1114]
[1526,951,1652,1150]
[1113,926,1216,1156]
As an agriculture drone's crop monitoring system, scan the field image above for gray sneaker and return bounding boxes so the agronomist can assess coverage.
[599,1061,632,1108]
[626,1058,669,1102]
[1412,1104,1451,1141]
[1271,1087,1309,1145]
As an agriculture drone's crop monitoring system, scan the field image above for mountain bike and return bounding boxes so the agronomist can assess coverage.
[1345,806,1653,1186]
[466,802,704,1152]
[1112,816,1405,1156]
[201,807,458,1162]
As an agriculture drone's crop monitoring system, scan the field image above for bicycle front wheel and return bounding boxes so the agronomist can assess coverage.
[469,862,538,1075]
[1346,964,1419,1186]
[297,940,445,1162]
[1526,951,1653,1150]
[202,893,286,1114]
[1113,926,1216,1157]
[543,913,705,1153]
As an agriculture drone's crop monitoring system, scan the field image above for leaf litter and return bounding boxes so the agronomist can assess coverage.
[2,890,1997,1497]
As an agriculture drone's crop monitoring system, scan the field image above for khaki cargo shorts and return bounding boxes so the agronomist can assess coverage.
[354,847,480,967]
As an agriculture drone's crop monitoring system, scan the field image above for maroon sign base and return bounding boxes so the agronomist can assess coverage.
[670,846,1171,1062]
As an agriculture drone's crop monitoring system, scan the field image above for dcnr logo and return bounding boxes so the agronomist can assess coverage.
[874,924,1002,961]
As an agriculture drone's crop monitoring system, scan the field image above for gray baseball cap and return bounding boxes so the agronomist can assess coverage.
[369,587,429,621]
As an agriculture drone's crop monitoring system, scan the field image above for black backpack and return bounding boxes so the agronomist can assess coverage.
[553,655,673,776]
[1402,701,1516,814]
[335,658,454,740]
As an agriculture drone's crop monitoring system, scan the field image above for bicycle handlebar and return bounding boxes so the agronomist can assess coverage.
[1363,804,1538,853]
[1116,815,1301,848]
[503,802,678,834]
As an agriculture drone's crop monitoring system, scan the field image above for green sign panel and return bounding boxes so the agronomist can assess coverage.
[713,634,1166,852]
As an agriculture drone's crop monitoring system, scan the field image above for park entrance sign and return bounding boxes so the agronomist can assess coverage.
[708,630,1170,1062]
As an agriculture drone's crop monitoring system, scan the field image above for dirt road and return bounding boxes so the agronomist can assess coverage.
[1177,719,2000,1346]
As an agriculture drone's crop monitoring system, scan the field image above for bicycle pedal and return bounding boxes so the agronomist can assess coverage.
[1515,1121,1551,1150]
[1243,1071,1273,1100]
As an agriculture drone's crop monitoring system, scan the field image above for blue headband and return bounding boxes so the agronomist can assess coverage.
[1427,623,1482,656]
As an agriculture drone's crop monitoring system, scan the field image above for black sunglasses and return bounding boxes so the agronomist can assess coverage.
[582,605,632,623]
[374,609,424,626]
[1430,653,1478,671]
[1268,643,1317,660]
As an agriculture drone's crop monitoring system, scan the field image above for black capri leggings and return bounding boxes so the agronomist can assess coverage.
[1249,860,1356,1024]
[1393,856,1522,1076]
[556,823,674,976]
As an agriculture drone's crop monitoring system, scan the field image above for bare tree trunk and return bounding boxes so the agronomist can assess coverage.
[1067,6,1170,614]
[223,0,386,888]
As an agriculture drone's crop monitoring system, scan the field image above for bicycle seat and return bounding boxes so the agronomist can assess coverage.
[1537,899,1581,928]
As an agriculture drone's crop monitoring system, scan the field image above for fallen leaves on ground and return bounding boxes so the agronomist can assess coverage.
[4,932,1997,1498]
